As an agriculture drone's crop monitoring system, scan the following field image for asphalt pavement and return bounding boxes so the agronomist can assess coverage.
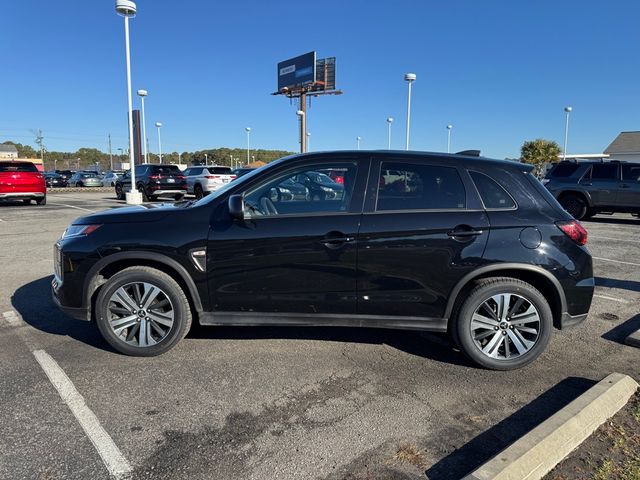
[0,191,638,480]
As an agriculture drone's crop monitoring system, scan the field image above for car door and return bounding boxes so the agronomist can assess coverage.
[580,163,620,207]
[207,157,368,315]
[619,163,640,208]
[356,156,489,319]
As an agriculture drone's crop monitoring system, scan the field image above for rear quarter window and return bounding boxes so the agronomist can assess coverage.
[0,162,38,172]
[547,163,579,178]
[209,167,232,174]
[469,171,516,209]
[150,166,181,174]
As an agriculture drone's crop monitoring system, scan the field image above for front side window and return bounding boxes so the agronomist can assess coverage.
[243,163,357,217]
[622,164,640,182]
[470,171,516,209]
[376,162,466,211]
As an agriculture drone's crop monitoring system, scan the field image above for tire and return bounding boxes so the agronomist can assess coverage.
[174,194,185,201]
[22,199,31,205]
[76,182,83,187]
[194,184,204,200]
[137,183,149,202]
[115,183,124,200]
[36,196,46,206]
[559,194,588,220]
[95,266,192,356]
[453,277,552,370]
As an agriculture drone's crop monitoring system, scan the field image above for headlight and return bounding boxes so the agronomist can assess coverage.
[62,224,102,238]
[320,186,333,192]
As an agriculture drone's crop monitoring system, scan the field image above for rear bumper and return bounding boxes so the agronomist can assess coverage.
[149,189,186,196]
[0,191,45,199]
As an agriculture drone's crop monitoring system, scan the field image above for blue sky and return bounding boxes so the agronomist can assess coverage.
[2,1,638,158]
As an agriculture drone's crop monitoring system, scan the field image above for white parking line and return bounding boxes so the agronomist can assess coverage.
[590,235,640,244]
[2,310,20,326]
[593,256,640,267]
[48,202,95,213]
[33,350,132,480]
[593,294,630,304]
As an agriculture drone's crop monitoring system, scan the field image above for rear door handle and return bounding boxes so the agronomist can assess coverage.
[320,232,355,249]
[447,229,483,237]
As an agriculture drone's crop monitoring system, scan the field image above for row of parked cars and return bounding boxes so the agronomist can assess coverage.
[44,170,125,188]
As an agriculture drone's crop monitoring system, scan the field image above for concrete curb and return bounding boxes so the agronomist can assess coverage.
[462,372,639,480]
[49,187,113,193]
[626,329,640,348]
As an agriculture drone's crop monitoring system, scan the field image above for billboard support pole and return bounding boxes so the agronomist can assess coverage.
[300,92,307,153]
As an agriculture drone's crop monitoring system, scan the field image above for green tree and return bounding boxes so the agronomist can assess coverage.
[520,139,561,177]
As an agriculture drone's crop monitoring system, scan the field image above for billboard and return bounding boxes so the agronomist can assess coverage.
[315,57,336,91]
[277,51,316,91]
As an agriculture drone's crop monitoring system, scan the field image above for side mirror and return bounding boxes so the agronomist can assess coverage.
[228,194,244,220]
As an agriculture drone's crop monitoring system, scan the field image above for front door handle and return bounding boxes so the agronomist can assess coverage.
[447,227,483,238]
[320,232,355,249]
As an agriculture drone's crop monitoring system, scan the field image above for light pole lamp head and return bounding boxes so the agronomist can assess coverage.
[357,136,361,141]
[404,73,416,82]
[564,106,572,113]
[245,127,251,132]
[155,122,162,128]
[115,0,137,17]
[447,124,453,130]
[137,89,148,97]
[387,117,394,123]
[296,110,305,117]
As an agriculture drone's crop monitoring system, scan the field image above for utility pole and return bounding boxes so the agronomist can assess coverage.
[108,134,113,170]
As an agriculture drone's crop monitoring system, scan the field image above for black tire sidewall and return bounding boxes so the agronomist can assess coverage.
[561,195,587,220]
[95,268,190,356]
[456,280,552,370]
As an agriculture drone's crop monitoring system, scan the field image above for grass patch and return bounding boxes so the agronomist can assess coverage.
[390,443,427,468]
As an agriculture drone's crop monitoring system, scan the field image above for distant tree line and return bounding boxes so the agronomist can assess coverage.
[1,141,294,171]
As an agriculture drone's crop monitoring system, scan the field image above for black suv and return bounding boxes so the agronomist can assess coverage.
[115,164,187,201]
[53,151,593,370]
[544,160,640,220]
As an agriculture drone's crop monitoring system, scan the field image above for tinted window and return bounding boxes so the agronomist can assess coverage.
[209,167,232,174]
[134,165,147,175]
[0,162,38,172]
[150,165,181,174]
[186,167,202,176]
[548,163,579,178]
[622,164,640,182]
[591,163,618,180]
[376,162,465,211]
[470,171,516,209]
[243,162,357,217]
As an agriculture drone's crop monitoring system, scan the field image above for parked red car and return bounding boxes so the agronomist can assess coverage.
[0,161,47,205]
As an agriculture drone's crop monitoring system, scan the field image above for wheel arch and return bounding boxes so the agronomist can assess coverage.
[445,263,567,330]
[84,252,203,321]
[557,189,592,207]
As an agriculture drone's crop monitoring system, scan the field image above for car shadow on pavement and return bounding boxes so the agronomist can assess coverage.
[11,276,112,352]
[602,313,640,346]
[595,276,640,293]
[187,324,475,367]
[424,376,597,480]
[585,216,639,225]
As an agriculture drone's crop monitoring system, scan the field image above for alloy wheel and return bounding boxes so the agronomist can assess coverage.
[471,293,541,360]
[107,282,175,347]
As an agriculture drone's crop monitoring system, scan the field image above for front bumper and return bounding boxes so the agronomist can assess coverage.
[52,276,89,321]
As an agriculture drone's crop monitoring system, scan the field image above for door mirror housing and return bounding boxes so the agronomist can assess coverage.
[228,194,245,220]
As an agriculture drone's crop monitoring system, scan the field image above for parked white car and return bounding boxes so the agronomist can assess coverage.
[183,166,236,199]
[102,171,124,187]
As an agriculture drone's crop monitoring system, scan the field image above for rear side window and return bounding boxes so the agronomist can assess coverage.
[0,162,38,172]
[590,163,618,180]
[376,162,466,211]
[150,165,181,174]
[469,171,516,209]
[622,164,640,182]
[187,167,203,175]
[208,167,232,174]
[548,163,579,178]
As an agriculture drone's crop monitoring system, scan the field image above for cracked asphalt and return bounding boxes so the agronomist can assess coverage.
[0,192,638,480]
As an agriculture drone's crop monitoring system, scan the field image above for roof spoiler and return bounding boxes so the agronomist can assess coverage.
[455,150,481,157]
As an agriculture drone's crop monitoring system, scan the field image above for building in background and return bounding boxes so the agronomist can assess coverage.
[604,131,640,162]
[0,144,18,160]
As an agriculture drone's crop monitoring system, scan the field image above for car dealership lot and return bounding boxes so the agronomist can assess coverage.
[1,191,639,480]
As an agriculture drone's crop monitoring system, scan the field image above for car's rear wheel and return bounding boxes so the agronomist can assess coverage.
[174,193,184,201]
[194,184,204,200]
[22,199,31,205]
[453,277,552,370]
[36,196,46,206]
[115,183,124,200]
[95,266,192,356]
[559,194,588,220]
[137,183,149,202]
[76,182,83,187]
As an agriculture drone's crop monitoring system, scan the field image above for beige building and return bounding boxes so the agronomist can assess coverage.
[604,131,640,162]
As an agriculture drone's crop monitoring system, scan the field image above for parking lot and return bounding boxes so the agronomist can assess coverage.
[1,191,638,480]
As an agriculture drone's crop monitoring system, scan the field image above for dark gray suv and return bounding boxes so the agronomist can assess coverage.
[544,160,640,220]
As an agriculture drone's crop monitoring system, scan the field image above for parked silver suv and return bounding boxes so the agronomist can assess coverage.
[183,166,236,199]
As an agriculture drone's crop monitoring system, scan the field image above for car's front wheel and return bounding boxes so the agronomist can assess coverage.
[115,183,124,200]
[453,277,552,370]
[95,266,192,356]
[194,184,204,200]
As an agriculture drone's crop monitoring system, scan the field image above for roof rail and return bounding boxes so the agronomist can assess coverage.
[455,149,481,157]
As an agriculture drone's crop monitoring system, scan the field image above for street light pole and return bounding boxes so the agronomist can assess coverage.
[404,73,416,150]
[155,122,163,162]
[447,124,453,153]
[386,117,394,149]
[296,110,306,153]
[356,136,361,150]
[116,0,141,204]
[137,89,149,163]
[306,132,311,152]
[245,127,251,165]
[563,106,572,161]
[204,153,208,166]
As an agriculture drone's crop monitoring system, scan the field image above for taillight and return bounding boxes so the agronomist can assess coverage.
[556,220,587,246]
[148,174,161,180]
[177,175,186,180]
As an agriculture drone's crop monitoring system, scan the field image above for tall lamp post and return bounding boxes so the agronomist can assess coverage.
[155,122,163,163]
[356,136,361,150]
[563,106,572,161]
[404,73,416,150]
[245,127,251,165]
[137,89,149,163]
[116,0,142,204]
[296,110,306,153]
[306,132,311,152]
[447,124,453,153]
[386,117,394,149]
